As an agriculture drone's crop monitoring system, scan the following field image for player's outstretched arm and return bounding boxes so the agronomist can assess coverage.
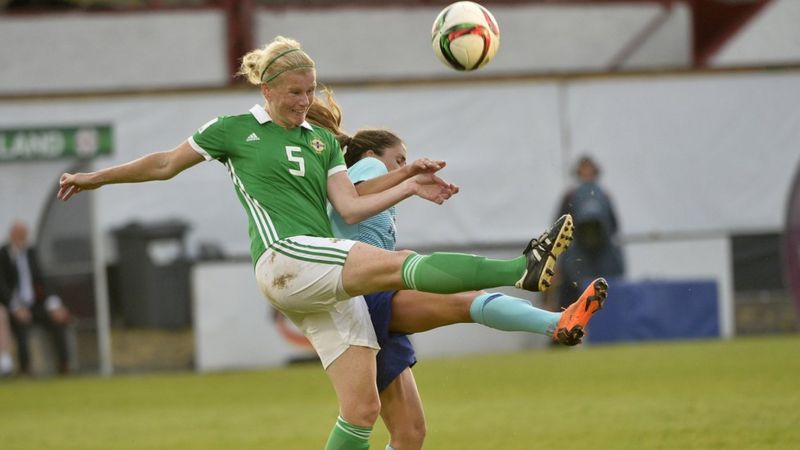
[328,170,457,224]
[57,141,204,201]
[354,158,446,195]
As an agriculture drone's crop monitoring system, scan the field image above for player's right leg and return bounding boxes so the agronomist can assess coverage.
[325,345,382,449]
[387,290,562,337]
[387,291,475,333]
[254,238,382,449]
[552,277,609,345]
[342,214,574,296]
[379,368,426,450]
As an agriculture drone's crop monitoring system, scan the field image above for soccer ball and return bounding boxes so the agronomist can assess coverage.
[431,1,500,71]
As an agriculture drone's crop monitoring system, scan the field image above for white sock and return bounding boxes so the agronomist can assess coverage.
[0,352,13,373]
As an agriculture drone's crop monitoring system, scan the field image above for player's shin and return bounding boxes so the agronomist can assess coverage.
[400,253,525,293]
[469,292,560,335]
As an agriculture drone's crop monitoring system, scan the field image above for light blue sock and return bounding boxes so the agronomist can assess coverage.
[386,446,394,450]
[469,292,561,336]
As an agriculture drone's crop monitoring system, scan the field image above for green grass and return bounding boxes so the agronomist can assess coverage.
[1,335,799,449]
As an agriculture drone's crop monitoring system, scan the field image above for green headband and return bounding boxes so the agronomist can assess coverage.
[260,48,306,82]
[264,64,315,83]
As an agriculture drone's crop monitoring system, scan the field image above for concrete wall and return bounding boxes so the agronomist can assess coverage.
[3,1,800,97]
[1,70,798,257]
[0,2,692,95]
[0,11,228,95]
[711,0,800,67]
[256,3,690,79]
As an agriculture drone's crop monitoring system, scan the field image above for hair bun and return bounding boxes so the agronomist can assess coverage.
[339,134,352,152]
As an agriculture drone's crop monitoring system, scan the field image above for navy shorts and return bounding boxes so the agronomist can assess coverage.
[364,290,417,392]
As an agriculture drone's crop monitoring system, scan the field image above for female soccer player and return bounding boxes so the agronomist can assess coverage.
[57,36,578,450]
[308,91,608,450]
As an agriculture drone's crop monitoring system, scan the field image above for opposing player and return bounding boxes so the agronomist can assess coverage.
[57,36,581,450]
[309,90,608,450]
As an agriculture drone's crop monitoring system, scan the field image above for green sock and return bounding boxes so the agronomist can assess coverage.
[324,416,371,450]
[401,252,525,293]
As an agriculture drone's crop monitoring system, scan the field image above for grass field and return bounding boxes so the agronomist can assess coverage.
[2,335,799,450]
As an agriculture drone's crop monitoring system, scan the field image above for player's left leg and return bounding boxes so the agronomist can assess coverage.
[342,214,574,296]
[379,368,426,450]
[388,290,561,337]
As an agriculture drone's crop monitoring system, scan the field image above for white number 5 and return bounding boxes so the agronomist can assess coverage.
[285,146,305,177]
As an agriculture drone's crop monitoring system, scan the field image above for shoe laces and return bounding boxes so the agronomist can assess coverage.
[525,232,554,262]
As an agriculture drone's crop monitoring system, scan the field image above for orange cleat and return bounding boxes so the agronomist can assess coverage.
[552,277,608,346]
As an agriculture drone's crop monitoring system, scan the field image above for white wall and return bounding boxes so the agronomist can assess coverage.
[712,0,800,67]
[5,0,800,97]
[0,3,691,95]
[345,82,565,249]
[620,3,691,70]
[0,11,228,94]
[1,70,798,257]
[257,3,690,79]
[566,71,800,237]
[193,261,317,371]
[625,237,734,338]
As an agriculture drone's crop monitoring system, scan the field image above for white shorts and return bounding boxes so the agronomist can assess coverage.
[255,236,379,368]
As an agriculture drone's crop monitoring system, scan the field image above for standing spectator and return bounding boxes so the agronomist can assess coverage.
[0,221,71,375]
[552,156,625,311]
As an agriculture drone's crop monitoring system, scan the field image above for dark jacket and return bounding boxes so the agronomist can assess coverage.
[0,244,55,309]
[557,181,625,280]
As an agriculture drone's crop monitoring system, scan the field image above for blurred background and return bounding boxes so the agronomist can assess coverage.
[0,0,798,377]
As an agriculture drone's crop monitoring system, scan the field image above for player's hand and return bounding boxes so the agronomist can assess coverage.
[409,174,459,204]
[57,172,98,201]
[406,158,446,176]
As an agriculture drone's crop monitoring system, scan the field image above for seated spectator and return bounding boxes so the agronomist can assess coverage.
[0,303,13,377]
[0,221,71,375]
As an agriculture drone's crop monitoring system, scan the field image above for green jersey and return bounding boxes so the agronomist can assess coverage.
[189,105,346,264]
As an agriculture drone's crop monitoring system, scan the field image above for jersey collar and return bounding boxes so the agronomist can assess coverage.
[250,105,313,131]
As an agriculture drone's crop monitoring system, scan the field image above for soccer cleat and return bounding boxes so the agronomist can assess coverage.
[552,277,608,346]
[515,214,574,292]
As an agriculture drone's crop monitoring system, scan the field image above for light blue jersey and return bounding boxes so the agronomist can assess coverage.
[329,157,397,250]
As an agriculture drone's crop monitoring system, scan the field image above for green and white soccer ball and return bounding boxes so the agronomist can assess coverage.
[431,1,500,71]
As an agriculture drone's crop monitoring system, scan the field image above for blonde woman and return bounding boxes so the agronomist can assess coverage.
[58,36,576,449]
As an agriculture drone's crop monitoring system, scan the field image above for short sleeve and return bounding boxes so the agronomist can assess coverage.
[188,116,227,161]
[326,135,347,177]
[348,157,388,183]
